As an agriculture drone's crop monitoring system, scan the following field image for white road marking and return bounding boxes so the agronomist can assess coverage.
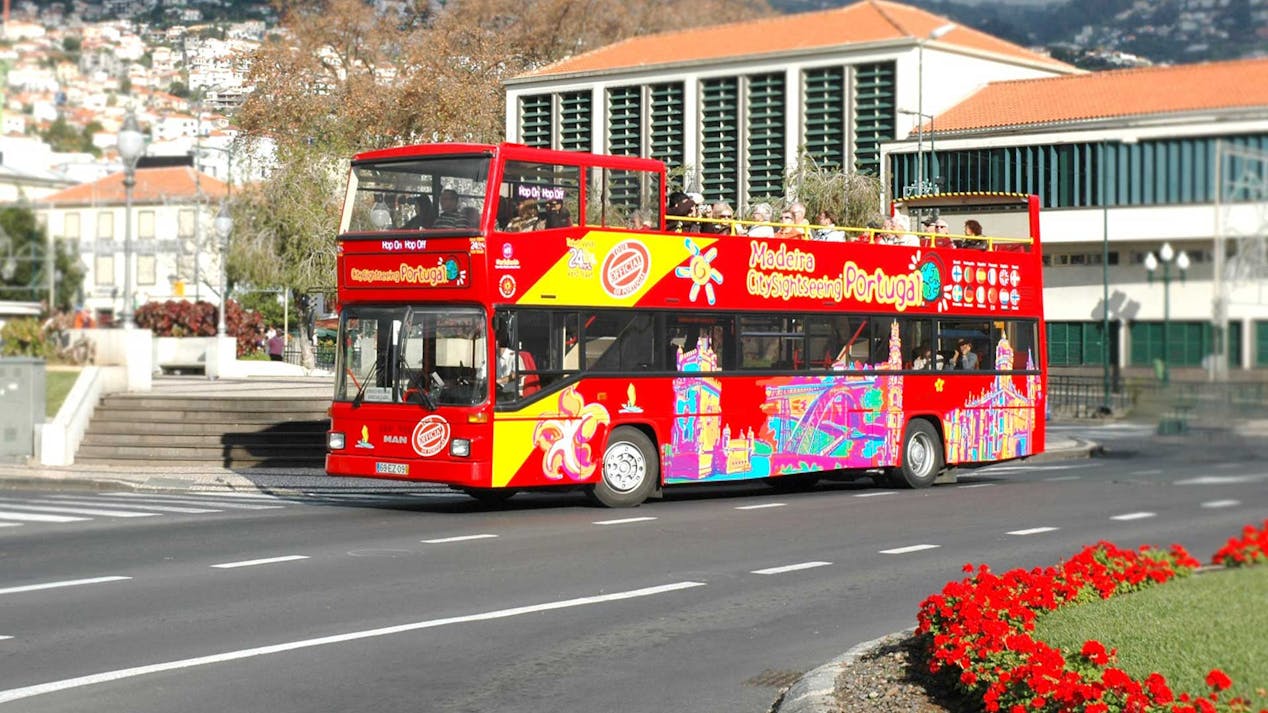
[1044,475,1082,482]
[44,497,221,514]
[0,576,131,596]
[0,522,20,528]
[0,580,707,705]
[1176,475,1267,485]
[1007,526,1059,536]
[1128,469,1162,476]
[751,561,832,575]
[1201,500,1241,509]
[593,516,657,525]
[958,483,994,489]
[0,636,11,641]
[210,556,309,569]
[99,494,284,509]
[735,503,786,510]
[421,534,498,544]
[853,491,897,498]
[879,544,940,554]
[0,502,156,518]
[0,511,86,523]
[1111,512,1156,521]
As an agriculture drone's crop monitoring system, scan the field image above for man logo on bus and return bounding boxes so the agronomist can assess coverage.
[412,415,450,457]
[601,240,651,299]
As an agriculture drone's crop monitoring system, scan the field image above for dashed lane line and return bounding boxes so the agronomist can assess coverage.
[1110,512,1156,521]
[1007,527,1060,536]
[751,561,832,575]
[1176,475,1268,485]
[0,576,132,596]
[958,483,994,489]
[1044,476,1082,482]
[43,497,222,514]
[1128,469,1162,476]
[421,534,498,544]
[593,516,657,526]
[853,491,897,498]
[0,502,157,519]
[735,503,786,510]
[210,556,310,570]
[879,544,940,555]
[1201,500,1241,509]
[0,580,707,705]
[0,511,86,523]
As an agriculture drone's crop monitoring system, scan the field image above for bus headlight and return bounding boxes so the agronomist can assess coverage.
[328,432,346,450]
[450,438,471,457]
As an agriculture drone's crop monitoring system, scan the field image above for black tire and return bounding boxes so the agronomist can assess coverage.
[461,487,516,505]
[764,473,820,492]
[588,427,658,508]
[892,420,943,489]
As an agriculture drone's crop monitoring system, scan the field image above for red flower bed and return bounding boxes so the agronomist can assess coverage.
[917,521,1268,713]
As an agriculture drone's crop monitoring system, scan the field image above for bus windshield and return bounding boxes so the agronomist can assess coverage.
[341,157,491,233]
[336,305,487,407]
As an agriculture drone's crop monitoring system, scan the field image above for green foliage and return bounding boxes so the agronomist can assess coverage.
[1034,565,1268,706]
[0,205,85,310]
[0,318,52,358]
[237,290,285,330]
[785,153,885,229]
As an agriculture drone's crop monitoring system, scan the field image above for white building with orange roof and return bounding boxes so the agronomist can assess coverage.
[503,0,1076,212]
[883,57,1268,380]
[35,166,230,322]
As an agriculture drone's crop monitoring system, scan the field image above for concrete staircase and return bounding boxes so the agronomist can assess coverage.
[76,392,330,468]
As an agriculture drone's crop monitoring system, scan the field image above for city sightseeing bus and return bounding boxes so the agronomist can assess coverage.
[326,143,1046,507]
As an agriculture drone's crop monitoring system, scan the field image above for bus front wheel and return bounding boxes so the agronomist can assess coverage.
[589,427,658,508]
[892,420,943,489]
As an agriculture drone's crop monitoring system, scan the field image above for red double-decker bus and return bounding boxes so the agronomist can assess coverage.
[326,143,1046,507]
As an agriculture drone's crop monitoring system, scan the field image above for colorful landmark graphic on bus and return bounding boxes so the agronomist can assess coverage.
[661,321,1041,484]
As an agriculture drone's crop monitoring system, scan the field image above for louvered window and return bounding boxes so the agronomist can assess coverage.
[746,73,785,201]
[519,95,553,149]
[649,83,685,171]
[607,86,642,157]
[853,62,895,175]
[701,77,740,208]
[803,67,845,169]
[560,91,592,153]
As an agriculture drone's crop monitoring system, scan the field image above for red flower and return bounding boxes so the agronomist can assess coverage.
[1081,640,1109,666]
[1205,668,1233,692]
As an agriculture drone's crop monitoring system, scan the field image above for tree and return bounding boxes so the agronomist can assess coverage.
[231,0,773,365]
[785,153,885,230]
[0,205,85,312]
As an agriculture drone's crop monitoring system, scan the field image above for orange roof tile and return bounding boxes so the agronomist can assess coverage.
[40,166,229,206]
[927,57,1268,134]
[517,0,1070,80]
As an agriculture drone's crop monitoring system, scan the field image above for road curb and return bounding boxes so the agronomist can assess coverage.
[1025,436,1101,463]
[770,627,916,713]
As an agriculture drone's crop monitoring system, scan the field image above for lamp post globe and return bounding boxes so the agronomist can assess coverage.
[117,111,145,329]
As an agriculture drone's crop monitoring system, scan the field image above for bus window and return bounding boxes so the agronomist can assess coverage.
[498,162,581,232]
[666,314,731,371]
[587,167,662,230]
[739,315,805,370]
[992,320,1039,370]
[581,311,656,372]
[498,309,580,401]
[938,320,992,371]
[341,157,490,233]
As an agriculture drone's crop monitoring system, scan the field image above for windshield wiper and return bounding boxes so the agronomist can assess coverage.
[351,359,379,408]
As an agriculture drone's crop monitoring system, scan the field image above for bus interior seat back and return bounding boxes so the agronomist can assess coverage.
[518,351,541,395]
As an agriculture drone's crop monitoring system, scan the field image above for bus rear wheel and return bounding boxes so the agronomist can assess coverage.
[892,420,943,489]
[589,427,658,508]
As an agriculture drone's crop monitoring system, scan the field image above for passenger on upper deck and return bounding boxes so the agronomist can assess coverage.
[962,219,987,250]
[666,191,694,232]
[812,208,846,242]
[747,203,775,237]
[787,202,810,239]
[433,188,467,228]
[402,194,434,229]
[507,199,542,232]
[704,202,735,235]
[542,198,572,228]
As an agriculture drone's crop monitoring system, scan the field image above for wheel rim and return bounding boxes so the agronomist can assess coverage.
[907,431,935,478]
[603,441,646,493]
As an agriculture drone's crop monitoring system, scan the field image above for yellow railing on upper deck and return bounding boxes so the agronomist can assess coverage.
[670,215,1033,251]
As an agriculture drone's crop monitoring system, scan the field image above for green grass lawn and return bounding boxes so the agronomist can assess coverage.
[45,369,80,419]
[1034,565,1268,705]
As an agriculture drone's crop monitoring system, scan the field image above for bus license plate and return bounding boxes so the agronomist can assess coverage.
[375,462,409,476]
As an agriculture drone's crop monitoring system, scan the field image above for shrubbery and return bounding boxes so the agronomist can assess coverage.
[0,317,52,358]
[134,300,263,357]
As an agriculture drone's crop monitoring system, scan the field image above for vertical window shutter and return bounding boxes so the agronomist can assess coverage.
[852,61,895,175]
[560,91,592,153]
[803,67,845,169]
[519,95,553,149]
[649,83,685,171]
[701,77,740,207]
[746,72,785,202]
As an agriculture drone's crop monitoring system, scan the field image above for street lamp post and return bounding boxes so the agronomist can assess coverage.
[915,23,955,196]
[117,111,145,329]
[214,202,233,338]
[1144,242,1190,386]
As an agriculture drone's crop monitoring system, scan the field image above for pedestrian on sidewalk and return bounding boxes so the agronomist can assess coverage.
[267,327,286,362]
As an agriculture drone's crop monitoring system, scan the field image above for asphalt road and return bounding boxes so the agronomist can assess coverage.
[1,421,1264,713]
